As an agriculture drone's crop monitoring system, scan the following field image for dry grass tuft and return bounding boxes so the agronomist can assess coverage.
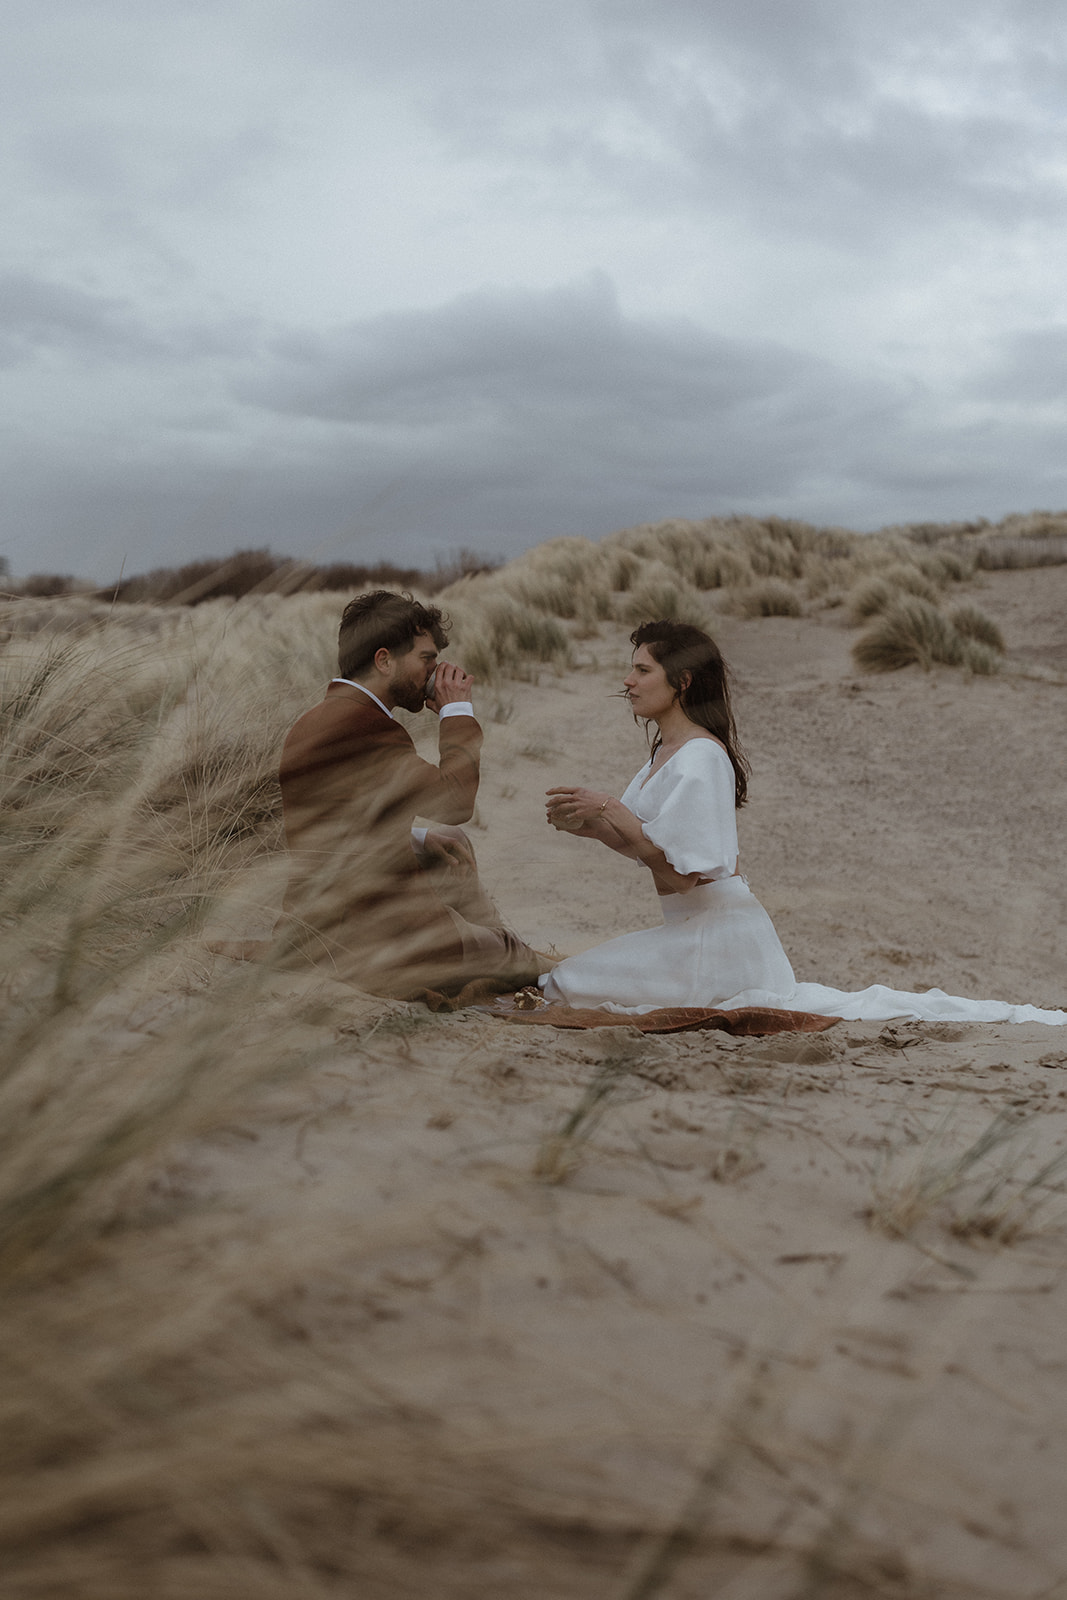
[851,597,1002,675]
[846,565,940,624]
[0,594,528,1595]
[507,538,615,619]
[4,547,503,605]
[446,589,572,681]
[728,579,803,619]
[616,566,710,628]
[870,1106,1067,1245]
[918,545,978,582]
[949,603,1006,654]
[533,1048,645,1183]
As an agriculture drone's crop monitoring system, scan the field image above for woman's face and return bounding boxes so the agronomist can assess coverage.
[624,644,676,721]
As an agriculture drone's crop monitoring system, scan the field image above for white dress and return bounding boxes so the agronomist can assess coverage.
[540,741,1067,1025]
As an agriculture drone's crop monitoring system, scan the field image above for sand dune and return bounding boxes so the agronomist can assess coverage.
[2,553,1066,1597]
[459,562,1067,1008]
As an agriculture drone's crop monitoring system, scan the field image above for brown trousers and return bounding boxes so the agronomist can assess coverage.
[413,836,540,993]
[282,833,539,999]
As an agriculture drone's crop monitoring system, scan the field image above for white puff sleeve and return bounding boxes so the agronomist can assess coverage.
[628,741,739,879]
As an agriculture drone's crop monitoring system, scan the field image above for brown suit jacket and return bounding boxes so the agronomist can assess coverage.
[278,682,482,991]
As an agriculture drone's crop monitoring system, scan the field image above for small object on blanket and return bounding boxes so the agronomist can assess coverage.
[512,986,547,1010]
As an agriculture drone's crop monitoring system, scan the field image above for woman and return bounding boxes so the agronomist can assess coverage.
[541,620,1066,1025]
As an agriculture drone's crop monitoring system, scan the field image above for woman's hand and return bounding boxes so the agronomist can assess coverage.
[545,786,614,834]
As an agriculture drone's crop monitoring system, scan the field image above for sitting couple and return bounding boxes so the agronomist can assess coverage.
[280,590,1066,1026]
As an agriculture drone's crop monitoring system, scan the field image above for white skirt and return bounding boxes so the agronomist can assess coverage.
[540,877,1067,1026]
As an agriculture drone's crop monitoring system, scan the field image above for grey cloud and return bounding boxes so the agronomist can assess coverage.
[295,0,582,78]
[216,279,1067,542]
[4,2,1067,579]
[28,117,283,215]
[969,328,1067,406]
[66,279,1050,560]
[389,1,1067,244]
[5,274,1066,581]
[250,276,823,423]
[0,278,910,574]
[242,278,893,497]
[0,274,263,369]
[4,0,291,267]
[0,275,162,367]
[10,0,1066,293]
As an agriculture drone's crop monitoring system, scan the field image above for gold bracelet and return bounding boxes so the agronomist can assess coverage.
[597,799,609,816]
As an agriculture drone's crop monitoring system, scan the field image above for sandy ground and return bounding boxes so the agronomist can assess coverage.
[458,563,1067,1009]
[180,563,1067,1596]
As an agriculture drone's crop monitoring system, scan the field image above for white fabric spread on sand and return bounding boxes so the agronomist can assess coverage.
[540,740,1067,1025]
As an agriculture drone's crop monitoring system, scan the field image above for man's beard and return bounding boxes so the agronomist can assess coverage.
[393,677,429,714]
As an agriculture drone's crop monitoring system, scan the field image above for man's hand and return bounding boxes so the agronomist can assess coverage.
[545,786,613,834]
[425,660,474,713]
[421,825,477,870]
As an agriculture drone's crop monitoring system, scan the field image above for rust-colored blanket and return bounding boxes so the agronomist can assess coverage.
[477,1000,841,1036]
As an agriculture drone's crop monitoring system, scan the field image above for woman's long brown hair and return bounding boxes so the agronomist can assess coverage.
[631,620,749,808]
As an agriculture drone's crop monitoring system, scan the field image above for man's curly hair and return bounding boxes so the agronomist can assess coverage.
[337,591,449,679]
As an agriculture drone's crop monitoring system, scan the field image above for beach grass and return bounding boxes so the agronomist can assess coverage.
[851,595,1004,675]
[1,517,1065,1595]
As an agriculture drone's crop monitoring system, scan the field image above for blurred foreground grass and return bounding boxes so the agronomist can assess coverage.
[2,518,1065,1597]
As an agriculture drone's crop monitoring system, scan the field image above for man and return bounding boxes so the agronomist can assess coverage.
[279,590,540,998]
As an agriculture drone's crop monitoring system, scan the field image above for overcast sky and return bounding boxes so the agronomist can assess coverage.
[4,0,1067,580]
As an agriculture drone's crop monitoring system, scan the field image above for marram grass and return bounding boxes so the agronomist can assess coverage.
[0,510,1056,1594]
[728,578,803,618]
[0,598,525,1595]
[846,564,941,624]
[851,596,1003,675]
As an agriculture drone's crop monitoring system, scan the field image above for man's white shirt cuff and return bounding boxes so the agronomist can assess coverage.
[439,701,474,719]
